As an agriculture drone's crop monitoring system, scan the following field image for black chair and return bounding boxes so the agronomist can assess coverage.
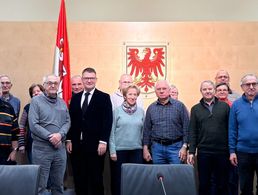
[0,165,40,195]
[121,163,197,195]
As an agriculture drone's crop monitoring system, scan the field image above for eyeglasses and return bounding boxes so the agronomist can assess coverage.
[45,81,59,86]
[82,77,96,81]
[1,81,11,85]
[242,82,258,87]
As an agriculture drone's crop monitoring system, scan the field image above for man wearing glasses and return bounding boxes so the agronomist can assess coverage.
[229,73,258,195]
[28,74,71,194]
[0,75,20,117]
[66,67,112,195]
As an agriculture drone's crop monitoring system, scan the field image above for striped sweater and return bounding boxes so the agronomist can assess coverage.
[0,99,19,148]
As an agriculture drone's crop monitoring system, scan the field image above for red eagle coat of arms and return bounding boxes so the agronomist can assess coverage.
[126,46,167,94]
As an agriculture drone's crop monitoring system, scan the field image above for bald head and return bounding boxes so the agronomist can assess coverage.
[215,70,230,85]
[71,75,83,94]
[119,74,133,91]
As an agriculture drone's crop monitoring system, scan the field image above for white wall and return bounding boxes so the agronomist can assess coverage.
[0,0,258,21]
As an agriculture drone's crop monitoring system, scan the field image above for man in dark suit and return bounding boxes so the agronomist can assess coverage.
[66,67,113,195]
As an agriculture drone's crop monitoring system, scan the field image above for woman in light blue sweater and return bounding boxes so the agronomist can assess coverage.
[109,85,144,195]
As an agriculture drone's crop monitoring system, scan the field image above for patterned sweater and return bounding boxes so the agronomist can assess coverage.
[0,99,19,148]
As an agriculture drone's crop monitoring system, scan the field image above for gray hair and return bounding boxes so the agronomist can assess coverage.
[0,74,11,82]
[170,84,178,90]
[154,80,170,90]
[43,74,60,84]
[200,80,215,91]
[240,73,258,85]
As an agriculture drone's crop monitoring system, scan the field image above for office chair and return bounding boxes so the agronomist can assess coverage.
[0,165,40,195]
[121,163,197,195]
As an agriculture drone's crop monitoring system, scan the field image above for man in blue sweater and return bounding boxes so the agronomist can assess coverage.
[229,73,258,195]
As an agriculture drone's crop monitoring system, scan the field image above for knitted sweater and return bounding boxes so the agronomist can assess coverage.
[109,106,144,155]
[229,94,258,154]
[189,98,230,154]
[0,99,19,148]
[28,94,70,146]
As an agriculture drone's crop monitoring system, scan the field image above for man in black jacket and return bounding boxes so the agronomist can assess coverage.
[187,80,230,195]
[66,67,113,195]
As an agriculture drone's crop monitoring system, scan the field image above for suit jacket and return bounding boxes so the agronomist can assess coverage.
[67,89,113,152]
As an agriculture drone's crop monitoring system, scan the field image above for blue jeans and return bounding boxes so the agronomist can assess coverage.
[151,141,182,164]
[237,151,258,195]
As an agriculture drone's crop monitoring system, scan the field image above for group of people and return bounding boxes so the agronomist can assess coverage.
[0,69,258,195]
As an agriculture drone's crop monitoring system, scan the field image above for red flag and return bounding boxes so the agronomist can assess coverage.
[54,0,71,106]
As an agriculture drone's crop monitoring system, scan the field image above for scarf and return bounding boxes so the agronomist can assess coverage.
[122,101,137,115]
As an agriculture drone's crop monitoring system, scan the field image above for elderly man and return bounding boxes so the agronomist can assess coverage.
[66,67,112,195]
[215,70,240,102]
[29,74,71,195]
[0,75,20,117]
[143,80,189,164]
[71,75,83,94]
[229,74,258,195]
[188,80,230,195]
[0,82,19,165]
[111,74,143,110]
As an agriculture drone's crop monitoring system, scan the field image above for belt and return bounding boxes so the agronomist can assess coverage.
[152,137,183,146]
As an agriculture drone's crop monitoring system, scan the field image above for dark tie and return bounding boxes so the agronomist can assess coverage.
[82,92,90,114]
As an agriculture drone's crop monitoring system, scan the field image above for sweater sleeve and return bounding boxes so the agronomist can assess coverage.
[58,102,71,140]
[109,108,118,155]
[229,103,238,154]
[18,107,28,147]
[180,103,190,143]
[143,106,152,146]
[28,99,51,140]
[189,107,198,154]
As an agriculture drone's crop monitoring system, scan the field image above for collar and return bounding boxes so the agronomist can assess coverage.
[83,88,95,96]
[156,97,173,105]
[114,90,123,97]
[203,97,215,106]
[1,93,13,101]
[242,93,258,102]
[200,97,218,105]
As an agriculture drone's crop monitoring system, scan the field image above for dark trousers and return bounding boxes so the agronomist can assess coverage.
[197,152,229,195]
[71,147,105,195]
[0,148,16,165]
[110,149,143,195]
[237,151,258,195]
[210,164,239,195]
[228,165,239,195]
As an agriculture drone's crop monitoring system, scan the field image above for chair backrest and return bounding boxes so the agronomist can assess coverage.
[0,165,40,195]
[121,163,197,195]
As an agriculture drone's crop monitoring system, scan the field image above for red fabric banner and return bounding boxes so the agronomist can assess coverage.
[54,0,71,106]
